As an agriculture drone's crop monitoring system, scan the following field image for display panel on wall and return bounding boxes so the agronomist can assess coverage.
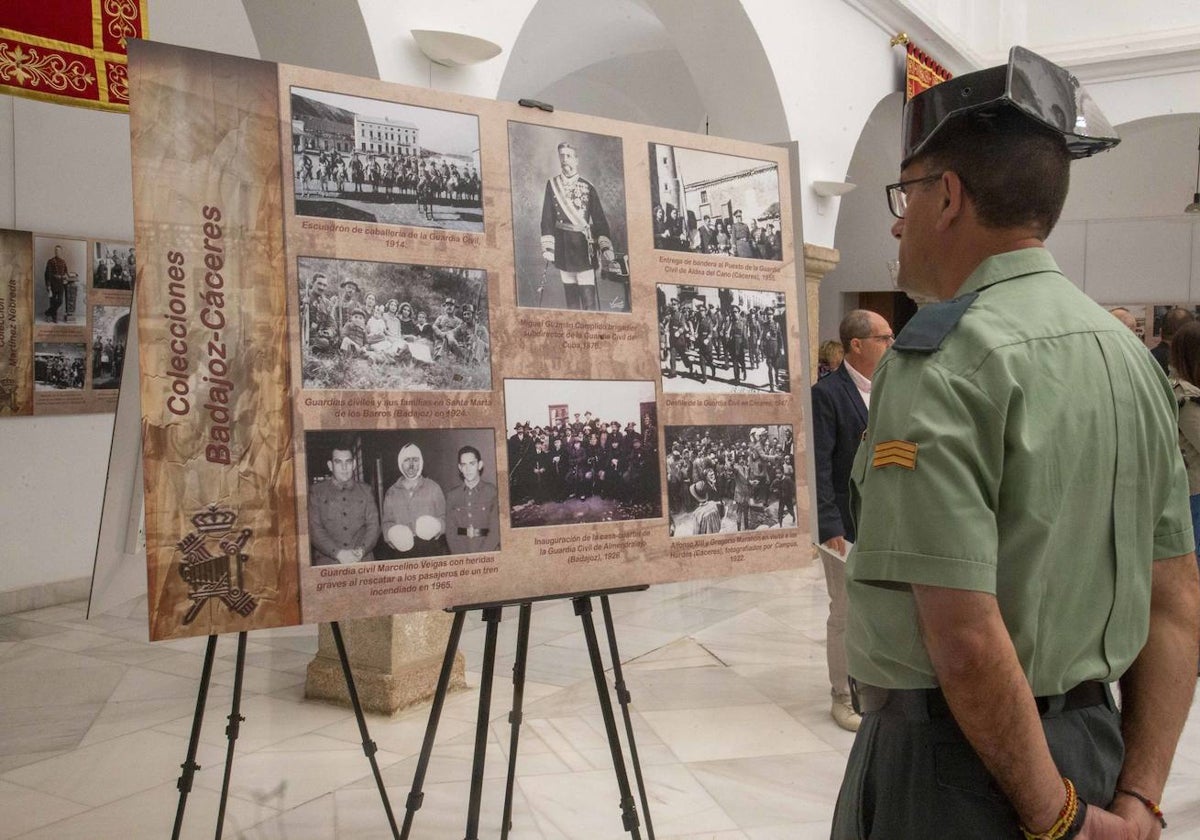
[0,229,135,416]
[129,41,810,641]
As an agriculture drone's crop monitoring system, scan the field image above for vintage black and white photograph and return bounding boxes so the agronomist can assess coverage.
[508,122,631,313]
[658,283,789,393]
[504,378,660,527]
[649,144,782,261]
[33,236,87,325]
[291,87,483,231]
[665,424,796,536]
[34,342,86,391]
[91,305,130,390]
[305,427,499,565]
[299,256,491,392]
[92,241,135,291]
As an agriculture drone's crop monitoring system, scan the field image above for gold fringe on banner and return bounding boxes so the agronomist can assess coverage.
[904,41,952,101]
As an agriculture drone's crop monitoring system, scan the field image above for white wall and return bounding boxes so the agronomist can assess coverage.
[0,0,259,605]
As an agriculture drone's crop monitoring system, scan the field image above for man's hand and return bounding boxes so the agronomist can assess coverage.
[542,249,554,262]
[822,536,847,556]
[335,549,357,564]
[1078,803,1139,840]
[1107,795,1161,840]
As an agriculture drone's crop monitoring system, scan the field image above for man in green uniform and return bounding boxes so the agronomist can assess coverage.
[832,47,1200,839]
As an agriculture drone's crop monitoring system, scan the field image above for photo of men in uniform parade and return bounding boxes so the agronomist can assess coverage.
[649,144,783,261]
[299,257,491,392]
[657,283,789,393]
[508,123,631,313]
[33,342,86,391]
[304,428,498,566]
[291,87,483,231]
[503,378,660,528]
[665,424,796,536]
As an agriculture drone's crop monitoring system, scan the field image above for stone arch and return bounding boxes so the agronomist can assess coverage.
[497,0,788,143]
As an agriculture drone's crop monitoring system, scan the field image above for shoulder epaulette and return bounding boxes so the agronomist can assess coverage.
[892,292,979,354]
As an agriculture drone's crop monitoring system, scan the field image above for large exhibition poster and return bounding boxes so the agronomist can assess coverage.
[0,228,135,416]
[130,41,810,641]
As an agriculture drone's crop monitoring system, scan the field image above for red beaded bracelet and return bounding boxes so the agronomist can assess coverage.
[1115,788,1167,829]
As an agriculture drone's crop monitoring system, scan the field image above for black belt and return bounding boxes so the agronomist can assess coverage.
[851,680,1109,718]
[456,527,489,537]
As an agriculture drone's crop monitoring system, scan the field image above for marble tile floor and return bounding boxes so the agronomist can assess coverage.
[3,566,1200,838]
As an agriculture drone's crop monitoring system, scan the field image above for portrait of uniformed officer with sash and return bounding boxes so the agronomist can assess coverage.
[508,123,631,313]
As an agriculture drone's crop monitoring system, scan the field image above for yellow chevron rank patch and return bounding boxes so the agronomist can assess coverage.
[873,440,918,470]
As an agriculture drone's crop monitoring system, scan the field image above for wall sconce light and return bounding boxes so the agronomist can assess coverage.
[811,180,856,216]
[410,29,502,67]
[812,180,857,198]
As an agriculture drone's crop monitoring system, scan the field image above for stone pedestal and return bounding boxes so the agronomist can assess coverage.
[306,611,465,715]
[803,243,841,384]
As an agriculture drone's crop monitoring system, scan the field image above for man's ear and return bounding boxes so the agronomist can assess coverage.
[935,171,966,232]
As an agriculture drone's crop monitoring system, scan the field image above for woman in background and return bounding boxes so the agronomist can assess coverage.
[1169,320,1200,647]
[817,339,844,379]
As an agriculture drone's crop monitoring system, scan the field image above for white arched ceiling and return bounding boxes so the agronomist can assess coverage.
[497,0,788,144]
[241,0,379,77]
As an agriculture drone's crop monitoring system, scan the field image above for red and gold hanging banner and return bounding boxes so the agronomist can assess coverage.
[0,0,148,112]
[905,42,951,101]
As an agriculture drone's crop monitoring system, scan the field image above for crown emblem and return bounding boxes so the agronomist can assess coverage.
[191,505,237,534]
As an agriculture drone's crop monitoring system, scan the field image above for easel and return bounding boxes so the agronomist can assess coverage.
[170,622,401,839]
[400,585,656,840]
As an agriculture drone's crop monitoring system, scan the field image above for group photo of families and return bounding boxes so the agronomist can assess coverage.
[299,257,492,392]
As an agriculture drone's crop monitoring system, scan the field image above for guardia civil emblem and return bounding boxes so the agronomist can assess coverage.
[0,377,18,413]
[176,504,257,624]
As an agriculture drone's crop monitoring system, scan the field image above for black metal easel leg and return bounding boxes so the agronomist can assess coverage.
[400,609,467,840]
[213,631,248,840]
[465,606,503,840]
[331,621,401,840]
[574,597,642,840]
[601,596,655,840]
[171,634,219,840]
[500,603,532,840]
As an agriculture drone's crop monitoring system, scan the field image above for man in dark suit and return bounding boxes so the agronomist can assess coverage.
[811,308,893,731]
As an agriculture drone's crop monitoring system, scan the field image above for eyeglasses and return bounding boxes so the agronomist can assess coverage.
[864,334,895,344]
[885,172,944,219]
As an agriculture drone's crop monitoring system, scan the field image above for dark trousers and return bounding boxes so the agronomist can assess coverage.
[46,283,63,320]
[831,686,1123,839]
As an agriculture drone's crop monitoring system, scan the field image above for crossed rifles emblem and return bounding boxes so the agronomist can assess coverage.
[176,504,258,625]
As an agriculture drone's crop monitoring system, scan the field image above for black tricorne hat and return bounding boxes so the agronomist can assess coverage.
[901,46,1119,167]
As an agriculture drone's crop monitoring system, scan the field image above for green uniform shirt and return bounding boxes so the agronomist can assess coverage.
[846,248,1193,696]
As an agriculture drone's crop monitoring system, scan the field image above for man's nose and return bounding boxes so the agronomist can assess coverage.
[891,218,904,240]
